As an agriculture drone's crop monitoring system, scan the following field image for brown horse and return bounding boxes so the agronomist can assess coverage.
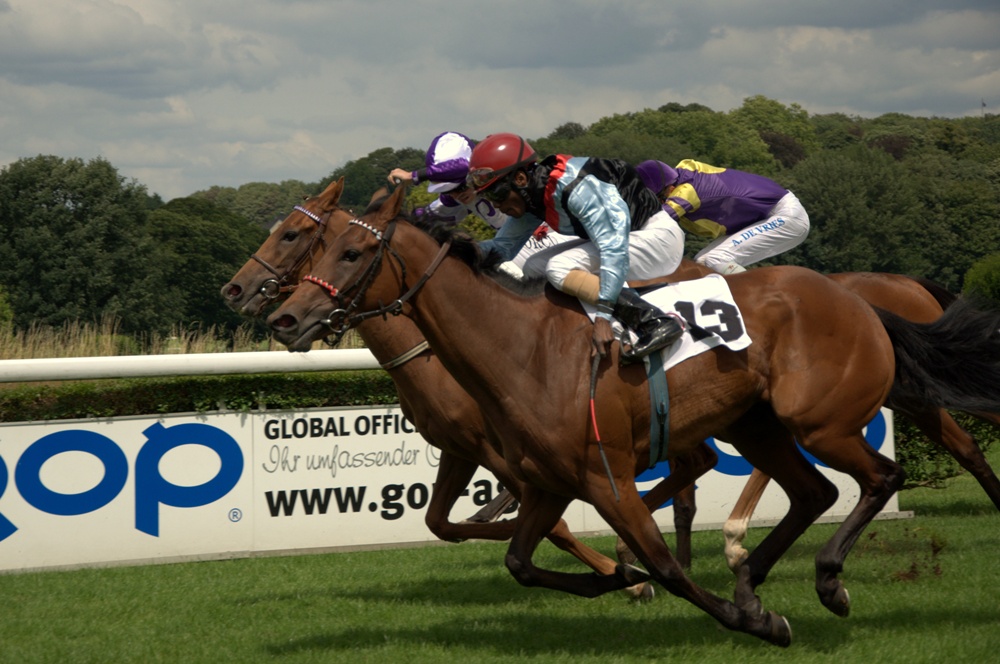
[225,180,1000,581]
[659,264,1000,570]
[266,185,1000,646]
[220,179,652,599]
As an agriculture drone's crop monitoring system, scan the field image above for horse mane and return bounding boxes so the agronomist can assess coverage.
[412,212,551,296]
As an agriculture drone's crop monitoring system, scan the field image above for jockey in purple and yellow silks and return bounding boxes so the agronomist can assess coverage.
[469,133,686,360]
[635,159,810,275]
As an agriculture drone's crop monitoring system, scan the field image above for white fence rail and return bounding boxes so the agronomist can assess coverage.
[0,349,382,383]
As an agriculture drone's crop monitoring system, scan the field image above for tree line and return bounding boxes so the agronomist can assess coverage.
[1,96,998,339]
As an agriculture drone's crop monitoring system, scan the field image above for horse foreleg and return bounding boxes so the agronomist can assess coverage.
[672,483,696,570]
[505,484,649,598]
[590,476,791,647]
[423,453,516,543]
[722,468,771,573]
[616,443,717,571]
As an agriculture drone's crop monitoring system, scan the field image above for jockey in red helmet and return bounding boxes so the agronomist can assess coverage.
[469,133,686,361]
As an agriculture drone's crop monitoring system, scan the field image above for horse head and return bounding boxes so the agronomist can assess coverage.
[220,177,352,316]
[267,184,420,351]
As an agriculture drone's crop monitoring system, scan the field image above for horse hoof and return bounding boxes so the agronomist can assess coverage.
[616,563,651,585]
[623,581,655,603]
[766,611,792,648]
[826,584,851,617]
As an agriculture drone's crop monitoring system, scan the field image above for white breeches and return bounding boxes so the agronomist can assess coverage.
[521,211,685,289]
[694,192,810,272]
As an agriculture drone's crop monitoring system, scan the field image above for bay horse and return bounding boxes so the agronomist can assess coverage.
[658,264,1000,570]
[224,180,1000,578]
[220,179,653,600]
[267,185,1000,647]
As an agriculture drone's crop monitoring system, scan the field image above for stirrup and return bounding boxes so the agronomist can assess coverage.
[620,315,684,363]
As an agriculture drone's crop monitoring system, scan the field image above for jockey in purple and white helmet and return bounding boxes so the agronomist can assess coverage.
[388,131,508,229]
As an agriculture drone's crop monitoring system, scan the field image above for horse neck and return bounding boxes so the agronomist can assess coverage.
[355,315,428,367]
[389,231,574,408]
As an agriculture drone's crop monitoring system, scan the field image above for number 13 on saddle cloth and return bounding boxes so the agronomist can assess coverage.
[581,273,752,370]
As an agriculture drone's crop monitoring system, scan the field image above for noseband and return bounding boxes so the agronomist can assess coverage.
[301,219,452,341]
[251,205,331,301]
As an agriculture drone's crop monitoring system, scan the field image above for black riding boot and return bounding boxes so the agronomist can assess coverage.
[613,288,684,361]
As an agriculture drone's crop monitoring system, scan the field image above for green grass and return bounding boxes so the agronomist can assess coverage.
[2,449,999,663]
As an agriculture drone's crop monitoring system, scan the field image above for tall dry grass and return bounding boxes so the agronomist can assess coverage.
[0,316,365,359]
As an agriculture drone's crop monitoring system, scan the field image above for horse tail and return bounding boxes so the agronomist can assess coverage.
[911,276,959,311]
[876,298,1000,413]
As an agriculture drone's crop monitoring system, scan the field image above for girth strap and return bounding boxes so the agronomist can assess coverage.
[645,350,670,468]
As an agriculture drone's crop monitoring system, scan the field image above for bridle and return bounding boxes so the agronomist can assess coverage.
[300,218,452,344]
[250,204,332,303]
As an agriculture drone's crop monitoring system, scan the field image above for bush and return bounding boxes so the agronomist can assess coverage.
[894,411,999,488]
[963,251,1000,303]
[0,372,399,422]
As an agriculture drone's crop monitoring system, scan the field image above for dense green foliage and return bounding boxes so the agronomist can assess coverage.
[0,156,177,333]
[192,179,316,231]
[3,99,999,333]
[147,197,268,331]
[0,157,271,335]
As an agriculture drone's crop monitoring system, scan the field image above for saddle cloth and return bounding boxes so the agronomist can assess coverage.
[581,273,752,368]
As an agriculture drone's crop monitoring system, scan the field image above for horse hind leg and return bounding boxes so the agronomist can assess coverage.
[720,412,839,618]
[902,406,1000,511]
[723,468,771,573]
[799,432,905,617]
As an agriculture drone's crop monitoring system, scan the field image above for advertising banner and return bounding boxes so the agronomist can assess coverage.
[0,406,901,572]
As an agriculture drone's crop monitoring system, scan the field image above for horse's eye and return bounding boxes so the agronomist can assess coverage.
[343,249,361,262]
[282,230,299,242]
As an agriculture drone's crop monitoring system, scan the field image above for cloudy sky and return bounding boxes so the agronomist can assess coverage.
[1,1,997,201]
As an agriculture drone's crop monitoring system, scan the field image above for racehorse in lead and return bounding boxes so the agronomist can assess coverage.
[221,179,653,600]
[223,179,1000,579]
[266,185,1000,647]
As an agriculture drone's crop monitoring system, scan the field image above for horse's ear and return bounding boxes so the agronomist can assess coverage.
[368,186,389,204]
[375,183,407,224]
[319,177,345,210]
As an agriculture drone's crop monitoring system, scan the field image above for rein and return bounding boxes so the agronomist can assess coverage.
[589,354,620,502]
[301,218,453,340]
[251,205,331,301]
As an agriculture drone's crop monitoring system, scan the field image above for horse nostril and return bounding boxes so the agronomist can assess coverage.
[271,314,297,330]
[224,284,242,299]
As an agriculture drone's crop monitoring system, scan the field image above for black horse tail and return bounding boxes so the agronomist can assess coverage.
[911,276,959,311]
[876,297,1000,413]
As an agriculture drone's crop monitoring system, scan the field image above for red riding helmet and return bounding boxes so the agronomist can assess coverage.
[468,133,537,192]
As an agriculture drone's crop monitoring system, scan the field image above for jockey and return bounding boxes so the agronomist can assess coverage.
[388,131,576,274]
[469,133,686,360]
[388,131,509,230]
[635,159,810,274]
